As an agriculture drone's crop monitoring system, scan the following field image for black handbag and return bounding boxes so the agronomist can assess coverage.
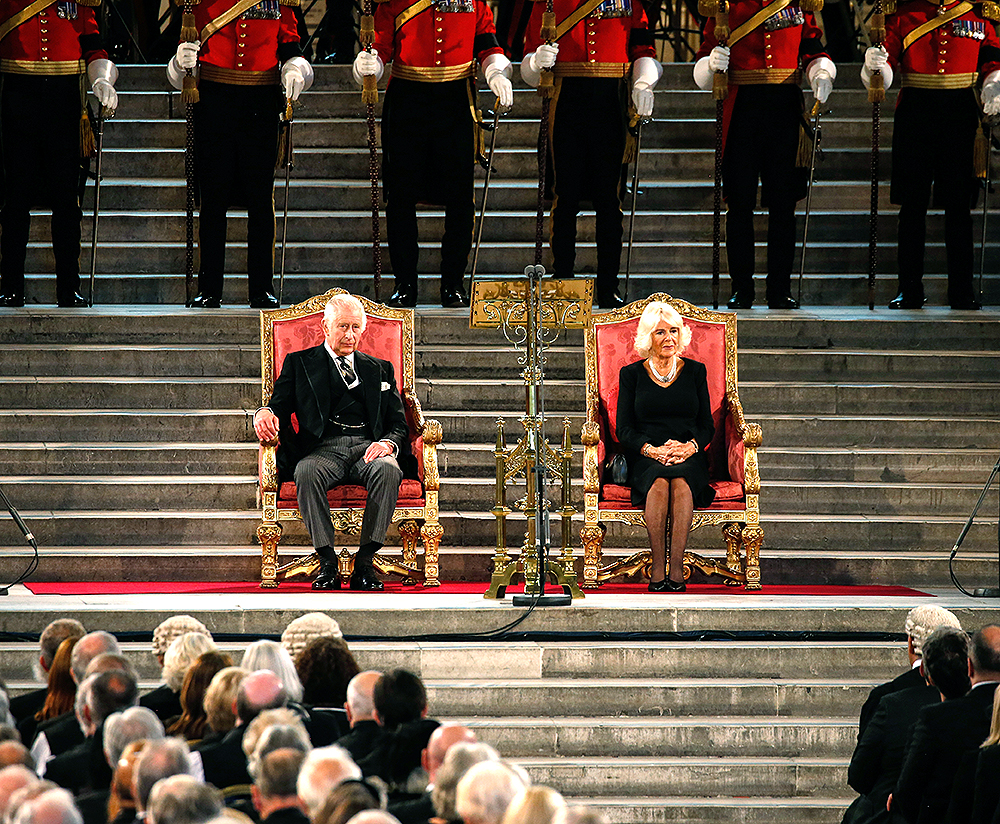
[606,453,628,485]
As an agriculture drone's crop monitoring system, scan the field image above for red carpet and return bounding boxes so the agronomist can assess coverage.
[23,580,932,597]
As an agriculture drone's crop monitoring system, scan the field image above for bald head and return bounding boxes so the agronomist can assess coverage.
[71,632,121,683]
[0,766,37,819]
[345,672,381,726]
[12,788,82,824]
[346,812,400,824]
[296,746,361,816]
[237,671,288,726]
[971,625,1000,681]
[0,742,34,771]
[424,725,476,781]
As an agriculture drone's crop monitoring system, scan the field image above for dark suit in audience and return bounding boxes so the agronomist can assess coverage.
[967,743,1000,824]
[195,724,252,792]
[844,684,938,824]
[337,719,385,764]
[9,688,47,724]
[140,685,183,724]
[859,668,925,738]
[35,711,85,759]
[44,721,113,794]
[389,792,435,824]
[262,808,310,824]
[895,683,998,824]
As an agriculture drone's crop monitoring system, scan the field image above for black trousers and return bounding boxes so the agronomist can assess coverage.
[550,76,627,296]
[891,88,979,305]
[194,79,282,299]
[382,78,475,290]
[722,84,806,299]
[0,74,85,301]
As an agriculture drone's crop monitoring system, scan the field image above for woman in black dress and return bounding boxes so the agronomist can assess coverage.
[615,302,715,592]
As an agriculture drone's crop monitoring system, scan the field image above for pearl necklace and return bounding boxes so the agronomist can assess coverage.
[649,356,677,384]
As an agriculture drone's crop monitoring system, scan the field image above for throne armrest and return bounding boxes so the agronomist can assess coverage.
[725,395,761,495]
[581,420,602,494]
[403,388,442,493]
[259,439,280,494]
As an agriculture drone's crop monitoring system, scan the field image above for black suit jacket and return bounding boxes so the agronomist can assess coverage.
[335,719,386,764]
[194,724,252,792]
[263,807,310,824]
[9,687,47,724]
[266,345,415,481]
[859,667,926,739]
[140,684,182,723]
[389,791,434,824]
[845,684,938,824]
[971,744,1000,824]
[36,710,85,759]
[895,683,999,824]
[44,723,112,795]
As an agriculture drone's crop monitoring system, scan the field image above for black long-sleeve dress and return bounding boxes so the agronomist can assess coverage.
[615,358,716,509]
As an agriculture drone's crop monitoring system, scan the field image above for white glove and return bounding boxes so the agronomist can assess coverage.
[983,71,1000,116]
[708,45,729,73]
[92,79,118,110]
[864,46,888,73]
[630,55,661,118]
[176,40,200,70]
[810,68,833,103]
[354,50,381,77]
[486,69,513,110]
[531,43,559,70]
[87,58,119,112]
[631,84,653,117]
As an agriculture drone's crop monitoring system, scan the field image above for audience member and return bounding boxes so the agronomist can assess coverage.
[359,672,438,795]
[499,788,564,824]
[143,634,217,727]
[44,670,139,793]
[104,708,165,770]
[0,766,37,821]
[245,713,312,781]
[314,782,383,824]
[251,749,309,824]
[134,739,200,818]
[11,787,82,824]
[0,744,33,771]
[195,671,288,793]
[168,652,233,743]
[894,625,1000,824]
[296,746,362,822]
[343,812,398,824]
[0,725,16,745]
[966,688,1000,824]
[858,606,962,737]
[430,744,500,824]
[6,780,61,824]
[9,621,86,726]
[241,644,304,705]
[455,762,528,824]
[201,668,251,745]
[296,639,359,711]
[107,740,147,824]
[337,675,383,765]
[146,776,221,824]
[30,639,80,732]
[145,619,214,724]
[0,688,11,732]
[388,726,476,824]
[281,615,343,663]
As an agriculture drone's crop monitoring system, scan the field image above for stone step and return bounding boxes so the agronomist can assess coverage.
[759,447,1000,484]
[0,443,258,475]
[0,640,907,682]
[0,343,260,378]
[551,795,849,824]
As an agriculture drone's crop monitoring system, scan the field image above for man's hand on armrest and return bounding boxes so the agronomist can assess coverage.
[254,408,280,442]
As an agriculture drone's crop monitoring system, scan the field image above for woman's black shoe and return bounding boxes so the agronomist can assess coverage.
[648,577,686,593]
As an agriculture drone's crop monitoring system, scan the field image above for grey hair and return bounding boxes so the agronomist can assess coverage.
[455,760,527,824]
[146,776,221,824]
[246,720,312,781]
[432,743,500,822]
[163,633,218,693]
[152,617,212,659]
[323,295,367,332]
[70,632,121,683]
[240,641,303,703]
[103,707,165,767]
[632,302,692,359]
[134,739,197,811]
[12,789,82,824]
[39,620,86,670]
[281,613,343,661]
[296,745,362,815]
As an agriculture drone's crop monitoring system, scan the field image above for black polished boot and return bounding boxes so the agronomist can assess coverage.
[349,541,385,591]
[312,557,341,590]
[387,285,417,308]
[440,283,470,308]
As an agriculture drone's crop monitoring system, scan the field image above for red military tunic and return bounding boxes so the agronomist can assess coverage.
[884,0,1000,88]
[190,0,300,82]
[371,0,502,82]
[0,0,107,74]
[523,0,656,77]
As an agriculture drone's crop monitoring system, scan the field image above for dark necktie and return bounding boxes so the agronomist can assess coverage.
[337,356,357,386]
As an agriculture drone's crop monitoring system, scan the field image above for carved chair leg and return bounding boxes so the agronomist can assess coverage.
[257,523,283,588]
[421,521,444,587]
[398,519,420,585]
[580,524,606,589]
[742,525,763,590]
[722,522,744,576]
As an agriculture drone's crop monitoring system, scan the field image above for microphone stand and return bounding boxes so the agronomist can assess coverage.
[948,452,1000,597]
[0,483,39,595]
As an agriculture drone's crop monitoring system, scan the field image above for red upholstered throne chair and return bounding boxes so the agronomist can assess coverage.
[256,289,442,588]
[580,293,763,589]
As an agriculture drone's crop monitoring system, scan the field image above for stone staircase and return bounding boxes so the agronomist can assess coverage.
[17,64,1000,306]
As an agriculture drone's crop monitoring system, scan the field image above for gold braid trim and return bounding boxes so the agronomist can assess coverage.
[981,0,1000,20]
[279,0,299,7]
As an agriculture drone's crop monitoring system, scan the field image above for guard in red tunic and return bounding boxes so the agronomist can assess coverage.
[352,0,513,309]
[167,0,314,308]
[0,0,118,307]
[521,0,661,309]
[863,0,1000,310]
[694,0,836,309]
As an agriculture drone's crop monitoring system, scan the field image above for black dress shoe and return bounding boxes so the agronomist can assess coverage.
[950,299,982,310]
[0,293,25,307]
[249,291,280,309]
[441,285,470,308]
[766,295,799,310]
[57,292,89,308]
[648,577,686,593]
[888,293,925,309]
[387,288,417,308]
[349,565,384,591]
[312,559,341,590]
[727,292,755,310]
[192,293,222,308]
[597,290,626,309]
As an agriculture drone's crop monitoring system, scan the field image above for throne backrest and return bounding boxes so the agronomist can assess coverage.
[261,289,422,480]
[586,294,740,484]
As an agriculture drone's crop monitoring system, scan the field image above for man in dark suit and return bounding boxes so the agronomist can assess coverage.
[857,606,962,738]
[389,724,477,824]
[845,623,970,824]
[893,625,1000,824]
[254,294,410,591]
[252,749,310,824]
[337,671,385,764]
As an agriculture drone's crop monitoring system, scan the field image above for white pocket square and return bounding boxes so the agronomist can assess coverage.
[380,381,390,391]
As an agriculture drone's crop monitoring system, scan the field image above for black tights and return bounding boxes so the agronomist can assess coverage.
[644,477,694,584]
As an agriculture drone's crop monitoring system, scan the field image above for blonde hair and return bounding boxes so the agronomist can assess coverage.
[984,687,1000,747]
[633,302,692,358]
[204,667,250,734]
[500,787,565,824]
[324,295,367,332]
